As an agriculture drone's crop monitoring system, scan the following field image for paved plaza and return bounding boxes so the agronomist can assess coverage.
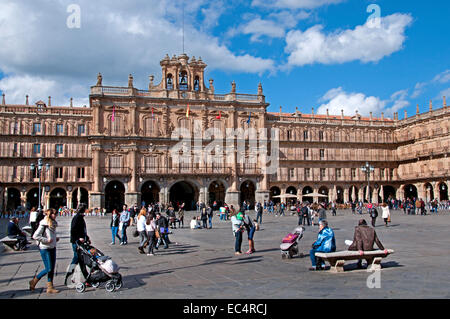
[0,209,449,299]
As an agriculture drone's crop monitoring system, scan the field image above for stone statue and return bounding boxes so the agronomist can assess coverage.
[96,73,102,86]
[231,80,236,93]
[128,74,134,88]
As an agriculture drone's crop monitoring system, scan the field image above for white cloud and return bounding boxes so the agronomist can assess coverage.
[252,0,345,9]
[411,82,427,98]
[433,70,450,84]
[285,13,413,67]
[0,0,274,105]
[316,87,410,117]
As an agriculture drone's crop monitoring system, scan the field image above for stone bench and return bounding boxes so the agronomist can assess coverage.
[0,236,20,251]
[315,249,395,273]
[22,226,33,235]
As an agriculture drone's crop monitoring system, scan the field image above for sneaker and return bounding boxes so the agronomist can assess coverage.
[120,242,124,245]
[235,252,242,256]
[308,266,317,271]
[245,250,253,255]
[147,253,154,256]
[110,242,115,245]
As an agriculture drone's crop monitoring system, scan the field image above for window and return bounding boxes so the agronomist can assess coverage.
[31,167,38,179]
[179,70,188,90]
[320,149,325,160]
[56,124,64,135]
[351,168,356,178]
[33,144,41,154]
[287,130,292,140]
[12,166,17,179]
[11,122,18,134]
[289,168,295,178]
[194,76,200,91]
[380,168,385,179]
[336,168,342,178]
[389,168,394,180]
[167,74,173,90]
[77,167,85,179]
[33,123,41,135]
[305,168,310,178]
[304,149,309,160]
[320,168,326,178]
[54,167,63,179]
[55,144,63,154]
[303,130,308,140]
[319,131,324,141]
[13,143,17,156]
[78,124,85,135]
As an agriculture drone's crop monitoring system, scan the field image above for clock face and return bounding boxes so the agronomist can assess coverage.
[181,92,187,99]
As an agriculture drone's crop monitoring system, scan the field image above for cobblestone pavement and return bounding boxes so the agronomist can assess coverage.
[1,209,449,299]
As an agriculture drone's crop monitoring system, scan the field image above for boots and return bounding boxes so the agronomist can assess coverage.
[46,281,59,294]
[29,277,40,291]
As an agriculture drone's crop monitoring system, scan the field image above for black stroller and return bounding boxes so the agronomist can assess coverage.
[74,241,123,293]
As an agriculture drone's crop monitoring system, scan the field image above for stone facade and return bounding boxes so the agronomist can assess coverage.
[0,54,449,212]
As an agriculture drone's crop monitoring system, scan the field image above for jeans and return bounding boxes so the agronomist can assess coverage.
[37,248,56,282]
[139,231,148,248]
[208,216,213,228]
[234,231,243,253]
[121,224,128,244]
[111,226,121,244]
[256,212,262,224]
[70,243,89,279]
[309,248,325,267]
[202,219,208,229]
[146,231,155,254]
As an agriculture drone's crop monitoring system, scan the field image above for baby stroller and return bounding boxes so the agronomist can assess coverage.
[280,226,305,259]
[74,241,123,293]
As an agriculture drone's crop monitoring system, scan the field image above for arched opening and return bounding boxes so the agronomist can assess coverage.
[194,76,200,91]
[141,181,160,207]
[286,186,297,206]
[49,188,67,210]
[166,73,173,90]
[302,186,313,203]
[27,188,40,210]
[439,182,448,201]
[105,181,125,213]
[72,187,89,209]
[404,184,418,200]
[270,186,281,204]
[335,186,344,204]
[208,181,225,207]
[382,185,396,203]
[6,188,21,212]
[169,181,198,211]
[240,180,256,209]
[424,182,434,202]
[179,70,188,90]
[318,186,329,204]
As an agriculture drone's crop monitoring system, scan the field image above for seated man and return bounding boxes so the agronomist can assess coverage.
[190,217,201,229]
[348,219,386,269]
[7,217,28,250]
[309,220,336,271]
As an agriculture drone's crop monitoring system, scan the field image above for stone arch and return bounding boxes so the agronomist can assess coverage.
[140,180,161,207]
[105,180,126,213]
[49,188,67,210]
[169,180,199,211]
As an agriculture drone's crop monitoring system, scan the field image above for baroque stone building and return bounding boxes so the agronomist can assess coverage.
[0,54,449,212]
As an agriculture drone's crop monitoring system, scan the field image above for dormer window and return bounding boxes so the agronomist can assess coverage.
[179,70,188,90]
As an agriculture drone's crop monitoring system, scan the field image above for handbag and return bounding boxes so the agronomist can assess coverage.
[387,215,391,223]
[155,230,160,238]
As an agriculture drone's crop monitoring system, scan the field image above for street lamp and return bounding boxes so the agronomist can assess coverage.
[30,158,50,212]
[361,161,374,203]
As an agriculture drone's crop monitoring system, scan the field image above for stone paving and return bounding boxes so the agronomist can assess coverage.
[0,209,449,299]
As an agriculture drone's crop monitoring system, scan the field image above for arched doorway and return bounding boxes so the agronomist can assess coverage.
[424,182,434,202]
[240,180,255,209]
[382,185,396,203]
[439,182,448,201]
[49,188,67,210]
[208,181,225,207]
[286,186,298,205]
[302,186,313,203]
[270,186,281,204]
[105,181,125,213]
[169,181,198,211]
[27,188,40,210]
[141,181,160,207]
[336,186,344,204]
[72,187,89,209]
[6,188,21,212]
[318,186,329,204]
[404,184,417,200]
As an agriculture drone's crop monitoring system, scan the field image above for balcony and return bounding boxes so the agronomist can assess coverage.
[101,166,131,176]
[139,165,232,176]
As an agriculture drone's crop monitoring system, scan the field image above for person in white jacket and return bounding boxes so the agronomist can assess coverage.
[145,214,157,256]
[29,208,60,294]
[137,208,148,254]
[381,203,391,227]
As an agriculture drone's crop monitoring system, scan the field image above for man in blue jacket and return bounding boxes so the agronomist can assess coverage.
[309,220,336,271]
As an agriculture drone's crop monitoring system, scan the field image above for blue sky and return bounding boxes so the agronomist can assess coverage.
[0,0,449,118]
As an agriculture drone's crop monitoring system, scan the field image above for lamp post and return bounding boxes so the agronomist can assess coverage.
[361,162,374,203]
[30,158,50,212]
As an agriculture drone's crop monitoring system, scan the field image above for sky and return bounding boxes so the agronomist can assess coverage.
[0,0,449,118]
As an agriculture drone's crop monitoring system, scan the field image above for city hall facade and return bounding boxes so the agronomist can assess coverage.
[0,54,449,212]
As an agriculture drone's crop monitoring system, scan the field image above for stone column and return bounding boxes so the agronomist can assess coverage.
[67,191,73,209]
[313,186,319,204]
[372,188,379,204]
[125,146,139,206]
[416,183,425,201]
[90,144,103,209]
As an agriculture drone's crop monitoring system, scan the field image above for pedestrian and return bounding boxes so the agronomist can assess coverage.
[178,206,184,228]
[207,205,213,229]
[318,203,327,223]
[155,213,169,249]
[30,208,60,293]
[137,208,148,254]
[129,203,138,226]
[256,202,263,224]
[381,202,390,227]
[29,207,39,236]
[331,201,337,216]
[370,205,378,227]
[231,210,244,255]
[65,204,90,285]
[201,206,208,229]
[309,220,336,271]
[119,204,130,245]
[301,203,310,226]
[242,210,256,254]
[145,213,157,256]
[110,209,121,245]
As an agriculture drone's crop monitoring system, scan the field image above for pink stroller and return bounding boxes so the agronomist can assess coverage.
[280,226,305,259]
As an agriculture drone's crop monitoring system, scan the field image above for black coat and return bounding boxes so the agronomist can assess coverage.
[70,213,89,243]
[110,215,120,227]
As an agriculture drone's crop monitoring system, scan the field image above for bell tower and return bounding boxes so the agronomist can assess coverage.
[159,54,207,92]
